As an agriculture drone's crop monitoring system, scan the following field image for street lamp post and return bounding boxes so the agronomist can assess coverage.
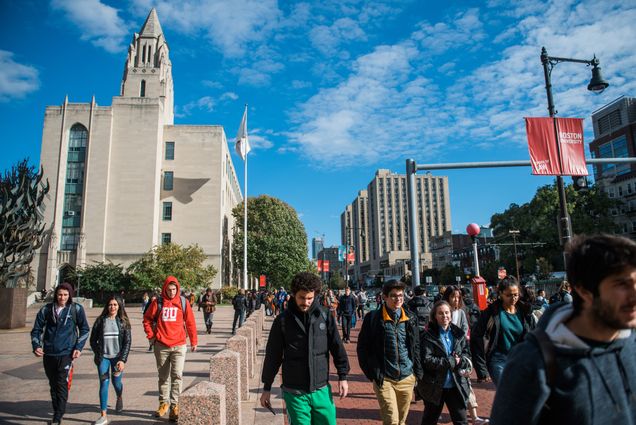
[466,223,481,277]
[540,47,609,266]
[509,229,521,282]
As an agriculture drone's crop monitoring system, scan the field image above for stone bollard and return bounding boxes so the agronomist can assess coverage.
[244,319,260,348]
[210,350,241,425]
[178,381,226,425]
[236,326,255,378]
[226,334,249,401]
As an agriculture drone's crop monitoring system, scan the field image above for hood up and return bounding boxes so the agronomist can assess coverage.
[162,276,181,300]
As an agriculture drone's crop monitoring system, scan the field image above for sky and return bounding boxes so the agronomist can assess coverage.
[1,0,635,253]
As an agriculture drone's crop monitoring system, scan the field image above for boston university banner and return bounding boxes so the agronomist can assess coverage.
[525,117,587,176]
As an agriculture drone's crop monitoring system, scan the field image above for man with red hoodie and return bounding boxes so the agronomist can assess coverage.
[143,276,198,422]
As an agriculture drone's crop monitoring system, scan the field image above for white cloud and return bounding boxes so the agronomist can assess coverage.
[220,92,239,101]
[51,0,130,53]
[135,0,282,58]
[248,129,275,151]
[176,96,215,117]
[0,51,39,102]
[286,0,636,168]
[291,80,312,89]
[309,17,367,55]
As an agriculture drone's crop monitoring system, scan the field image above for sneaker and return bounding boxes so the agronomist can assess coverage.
[115,395,123,413]
[474,418,490,425]
[94,415,109,425]
[155,402,170,417]
[169,404,179,422]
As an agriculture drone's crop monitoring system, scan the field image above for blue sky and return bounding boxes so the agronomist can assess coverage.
[1,0,635,252]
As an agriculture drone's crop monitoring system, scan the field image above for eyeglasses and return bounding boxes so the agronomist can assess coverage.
[388,294,404,300]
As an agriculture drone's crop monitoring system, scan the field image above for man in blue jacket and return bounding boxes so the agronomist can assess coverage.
[31,282,90,425]
[490,234,636,425]
[338,286,357,342]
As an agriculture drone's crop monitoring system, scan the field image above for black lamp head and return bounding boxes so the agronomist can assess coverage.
[587,57,609,93]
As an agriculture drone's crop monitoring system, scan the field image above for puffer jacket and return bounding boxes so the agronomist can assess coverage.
[416,323,471,406]
[90,315,132,365]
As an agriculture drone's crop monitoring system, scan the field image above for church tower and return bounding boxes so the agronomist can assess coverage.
[121,8,174,124]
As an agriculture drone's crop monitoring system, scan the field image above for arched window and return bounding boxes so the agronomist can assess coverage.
[140,80,146,97]
[61,124,88,251]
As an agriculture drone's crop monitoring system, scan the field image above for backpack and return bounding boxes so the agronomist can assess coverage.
[549,292,562,304]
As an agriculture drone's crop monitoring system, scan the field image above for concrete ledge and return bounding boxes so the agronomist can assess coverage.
[178,381,226,425]
[226,334,249,401]
[210,349,241,425]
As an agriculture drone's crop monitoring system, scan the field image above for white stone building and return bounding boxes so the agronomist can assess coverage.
[33,9,242,290]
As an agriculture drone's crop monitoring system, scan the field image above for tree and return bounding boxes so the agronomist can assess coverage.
[490,182,620,272]
[0,159,49,288]
[232,195,310,289]
[69,262,130,303]
[128,243,217,293]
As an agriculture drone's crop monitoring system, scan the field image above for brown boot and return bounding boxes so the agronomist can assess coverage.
[169,404,179,422]
[154,402,169,417]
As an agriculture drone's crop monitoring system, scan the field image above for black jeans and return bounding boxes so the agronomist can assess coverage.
[341,315,352,340]
[43,354,73,421]
[421,386,467,425]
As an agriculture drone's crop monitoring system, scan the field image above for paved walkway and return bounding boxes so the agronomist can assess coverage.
[0,303,282,425]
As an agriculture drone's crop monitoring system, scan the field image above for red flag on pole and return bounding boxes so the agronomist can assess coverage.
[525,117,587,176]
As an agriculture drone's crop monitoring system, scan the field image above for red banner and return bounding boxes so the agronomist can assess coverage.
[317,260,330,272]
[259,275,266,287]
[525,117,587,176]
[557,118,587,176]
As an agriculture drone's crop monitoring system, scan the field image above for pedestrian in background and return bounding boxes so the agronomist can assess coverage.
[142,276,197,422]
[141,292,150,313]
[417,301,471,425]
[31,282,90,425]
[473,276,534,386]
[261,272,349,424]
[199,288,216,334]
[338,286,357,342]
[357,280,422,425]
[231,289,249,334]
[357,289,368,319]
[491,234,636,425]
[89,295,131,425]
[407,285,433,332]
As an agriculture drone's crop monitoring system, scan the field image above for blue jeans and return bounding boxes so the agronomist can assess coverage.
[487,351,508,387]
[97,357,123,411]
[232,310,245,333]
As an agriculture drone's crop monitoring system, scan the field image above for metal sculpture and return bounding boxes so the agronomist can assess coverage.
[0,160,49,287]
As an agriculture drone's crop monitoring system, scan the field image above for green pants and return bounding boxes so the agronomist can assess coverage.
[283,384,336,425]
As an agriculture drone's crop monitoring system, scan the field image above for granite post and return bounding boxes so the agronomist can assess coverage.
[209,350,241,425]
[226,334,249,401]
[178,381,226,425]
[236,326,255,378]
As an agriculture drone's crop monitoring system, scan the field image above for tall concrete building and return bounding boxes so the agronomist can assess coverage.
[342,169,451,282]
[311,237,324,260]
[33,9,242,290]
[589,96,636,238]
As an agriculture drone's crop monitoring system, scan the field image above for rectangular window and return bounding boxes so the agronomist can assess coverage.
[163,171,173,191]
[163,202,172,221]
[161,233,171,244]
[165,142,175,160]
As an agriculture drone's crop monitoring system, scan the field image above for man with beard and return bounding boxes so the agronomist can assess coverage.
[490,234,636,425]
[260,272,349,424]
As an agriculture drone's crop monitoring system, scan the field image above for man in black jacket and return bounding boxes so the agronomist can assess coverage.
[407,285,433,332]
[260,272,350,424]
[357,279,423,425]
[231,289,248,334]
[338,286,357,342]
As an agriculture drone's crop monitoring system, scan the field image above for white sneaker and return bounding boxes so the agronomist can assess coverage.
[474,418,489,425]
[94,416,109,425]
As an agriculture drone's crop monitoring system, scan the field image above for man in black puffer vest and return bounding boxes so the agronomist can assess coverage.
[407,285,433,332]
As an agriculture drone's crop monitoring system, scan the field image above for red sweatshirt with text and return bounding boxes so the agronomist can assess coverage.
[143,276,198,347]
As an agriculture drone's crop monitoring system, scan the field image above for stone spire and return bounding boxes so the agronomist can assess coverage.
[139,8,164,38]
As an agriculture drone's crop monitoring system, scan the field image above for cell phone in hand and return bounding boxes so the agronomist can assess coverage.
[265,403,276,415]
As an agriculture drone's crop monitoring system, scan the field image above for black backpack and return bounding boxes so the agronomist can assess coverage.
[549,292,562,305]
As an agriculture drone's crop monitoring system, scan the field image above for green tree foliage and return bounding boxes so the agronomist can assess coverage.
[128,243,217,293]
[490,183,620,273]
[232,195,310,289]
[69,262,130,302]
[0,159,49,288]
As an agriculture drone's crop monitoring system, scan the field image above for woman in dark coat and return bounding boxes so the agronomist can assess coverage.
[417,300,471,425]
[473,276,534,386]
[89,295,132,425]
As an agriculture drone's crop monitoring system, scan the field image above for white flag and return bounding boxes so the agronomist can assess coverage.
[235,106,250,160]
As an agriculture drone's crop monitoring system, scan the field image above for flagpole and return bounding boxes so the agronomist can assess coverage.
[243,137,248,290]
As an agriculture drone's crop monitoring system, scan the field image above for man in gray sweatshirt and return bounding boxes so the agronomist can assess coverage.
[490,234,636,425]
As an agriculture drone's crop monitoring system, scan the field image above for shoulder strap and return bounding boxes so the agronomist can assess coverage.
[70,302,78,326]
[181,295,188,321]
[155,297,164,323]
[532,328,557,387]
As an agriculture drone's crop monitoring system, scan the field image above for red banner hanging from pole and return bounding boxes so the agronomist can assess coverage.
[525,117,587,176]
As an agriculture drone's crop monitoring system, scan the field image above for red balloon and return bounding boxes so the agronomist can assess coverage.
[466,223,480,236]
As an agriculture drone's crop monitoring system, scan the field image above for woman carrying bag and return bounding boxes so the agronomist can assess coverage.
[89,295,132,425]
[417,300,471,425]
